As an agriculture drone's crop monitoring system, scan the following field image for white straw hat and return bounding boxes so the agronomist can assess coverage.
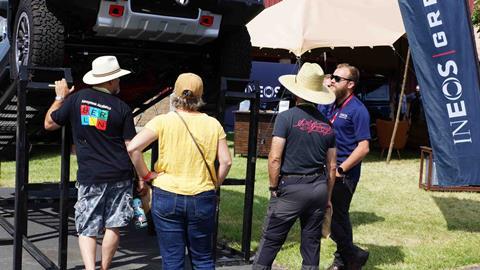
[82,56,131,85]
[279,63,335,105]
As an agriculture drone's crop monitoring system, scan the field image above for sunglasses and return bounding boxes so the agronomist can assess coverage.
[330,74,353,83]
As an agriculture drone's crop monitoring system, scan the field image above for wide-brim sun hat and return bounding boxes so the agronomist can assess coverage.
[83,55,131,85]
[279,62,335,105]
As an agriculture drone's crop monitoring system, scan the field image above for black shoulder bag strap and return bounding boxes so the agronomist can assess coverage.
[174,110,221,260]
[174,111,217,189]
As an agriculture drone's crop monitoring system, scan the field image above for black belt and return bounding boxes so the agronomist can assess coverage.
[281,172,325,178]
[279,173,326,187]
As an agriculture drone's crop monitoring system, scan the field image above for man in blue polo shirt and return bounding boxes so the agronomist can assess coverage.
[319,63,370,270]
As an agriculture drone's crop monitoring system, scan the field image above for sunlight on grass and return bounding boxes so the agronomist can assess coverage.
[0,146,78,185]
[219,147,480,269]
[1,143,480,269]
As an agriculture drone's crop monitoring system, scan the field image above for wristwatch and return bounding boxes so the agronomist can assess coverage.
[337,166,346,176]
[55,96,64,101]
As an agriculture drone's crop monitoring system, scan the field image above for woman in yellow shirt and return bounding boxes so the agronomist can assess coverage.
[127,73,232,269]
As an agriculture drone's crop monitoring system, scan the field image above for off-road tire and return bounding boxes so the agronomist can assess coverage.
[10,0,64,77]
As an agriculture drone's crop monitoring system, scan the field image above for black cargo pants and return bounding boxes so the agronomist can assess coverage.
[253,174,329,270]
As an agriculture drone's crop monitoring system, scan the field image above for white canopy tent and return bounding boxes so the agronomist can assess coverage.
[247,0,408,162]
[247,0,406,56]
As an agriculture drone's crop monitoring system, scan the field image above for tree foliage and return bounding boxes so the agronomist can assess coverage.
[473,0,480,30]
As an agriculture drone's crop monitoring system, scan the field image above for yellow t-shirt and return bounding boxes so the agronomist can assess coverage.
[144,111,226,195]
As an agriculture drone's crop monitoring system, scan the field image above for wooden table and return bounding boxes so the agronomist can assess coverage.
[418,146,480,192]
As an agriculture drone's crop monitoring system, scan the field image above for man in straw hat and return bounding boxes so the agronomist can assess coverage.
[319,63,370,270]
[44,55,142,270]
[253,63,337,270]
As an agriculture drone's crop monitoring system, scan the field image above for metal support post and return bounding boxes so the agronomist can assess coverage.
[241,89,260,261]
[151,141,158,168]
[14,67,29,270]
[147,140,159,236]
[58,125,71,270]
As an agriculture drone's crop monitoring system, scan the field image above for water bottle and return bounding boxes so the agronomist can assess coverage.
[132,198,148,229]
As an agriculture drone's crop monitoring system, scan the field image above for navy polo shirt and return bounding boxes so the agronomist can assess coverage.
[318,95,370,181]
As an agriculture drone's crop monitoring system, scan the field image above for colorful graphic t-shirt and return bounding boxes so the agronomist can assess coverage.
[273,104,336,175]
[80,102,110,131]
[51,88,136,184]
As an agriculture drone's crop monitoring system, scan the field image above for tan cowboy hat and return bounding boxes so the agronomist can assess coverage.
[279,62,335,105]
[82,56,131,85]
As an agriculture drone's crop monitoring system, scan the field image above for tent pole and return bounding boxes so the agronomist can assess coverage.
[295,55,303,72]
[386,48,410,163]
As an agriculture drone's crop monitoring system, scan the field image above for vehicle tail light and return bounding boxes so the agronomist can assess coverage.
[109,5,124,17]
[199,15,214,27]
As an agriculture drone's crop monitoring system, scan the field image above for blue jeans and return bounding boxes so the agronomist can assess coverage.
[152,187,217,270]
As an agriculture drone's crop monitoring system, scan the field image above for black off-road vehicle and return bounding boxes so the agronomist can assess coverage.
[0,0,263,158]
[4,0,262,102]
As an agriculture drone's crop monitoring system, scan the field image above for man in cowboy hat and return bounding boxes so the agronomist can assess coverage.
[44,55,141,270]
[319,63,370,270]
[253,62,337,270]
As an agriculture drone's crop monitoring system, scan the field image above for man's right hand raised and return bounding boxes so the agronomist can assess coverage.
[54,79,74,100]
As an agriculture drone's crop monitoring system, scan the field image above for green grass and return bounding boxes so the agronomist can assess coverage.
[1,143,480,269]
[218,143,480,269]
[0,145,78,184]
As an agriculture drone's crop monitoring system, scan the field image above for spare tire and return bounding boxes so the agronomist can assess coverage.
[10,0,64,77]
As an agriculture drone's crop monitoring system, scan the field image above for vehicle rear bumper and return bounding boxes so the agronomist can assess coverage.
[93,1,221,45]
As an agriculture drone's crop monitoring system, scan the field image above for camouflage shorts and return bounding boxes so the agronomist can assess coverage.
[74,179,134,237]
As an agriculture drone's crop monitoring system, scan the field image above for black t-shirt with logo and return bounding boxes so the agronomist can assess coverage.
[272,104,336,175]
[51,88,136,184]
